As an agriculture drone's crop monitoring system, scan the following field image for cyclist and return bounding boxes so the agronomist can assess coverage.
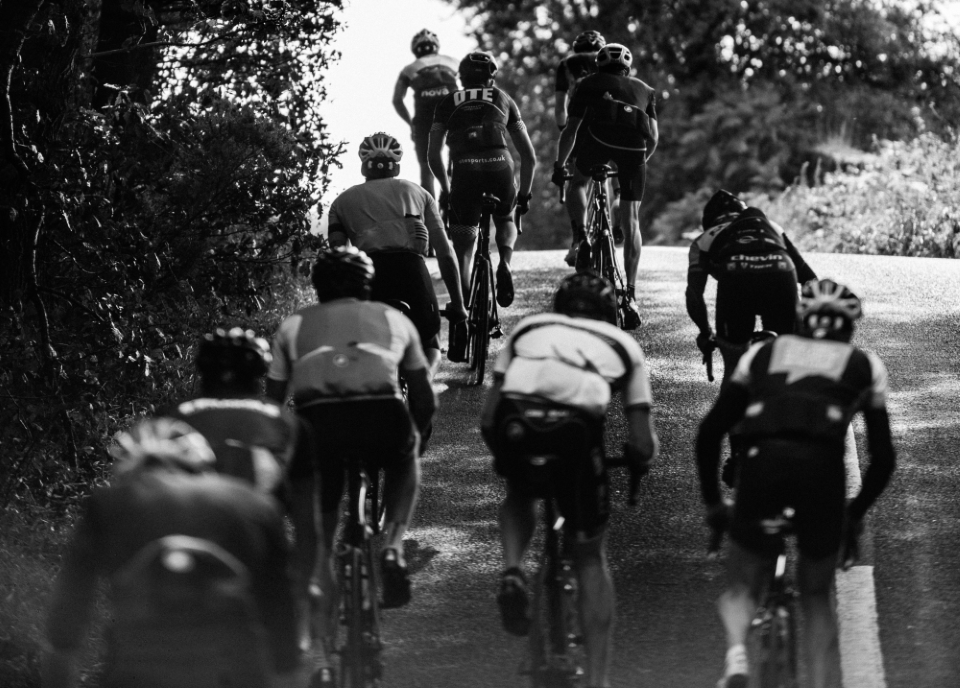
[266,247,435,620]
[687,189,818,382]
[554,30,610,265]
[428,50,537,309]
[696,279,896,688]
[327,132,468,377]
[552,43,656,330]
[481,272,659,688]
[43,418,300,688]
[393,29,460,197]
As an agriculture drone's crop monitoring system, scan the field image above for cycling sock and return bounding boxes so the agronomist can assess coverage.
[498,245,514,265]
[725,644,748,676]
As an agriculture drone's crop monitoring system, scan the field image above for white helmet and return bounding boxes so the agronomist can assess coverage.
[597,43,633,71]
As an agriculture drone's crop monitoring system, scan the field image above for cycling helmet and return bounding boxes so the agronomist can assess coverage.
[310,246,375,301]
[702,189,748,230]
[573,30,606,53]
[411,29,440,58]
[111,417,216,476]
[197,327,271,383]
[596,43,633,72]
[459,50,498,85]
[554,271,618,325]
[797,279,862,340]
[358,132,403,177]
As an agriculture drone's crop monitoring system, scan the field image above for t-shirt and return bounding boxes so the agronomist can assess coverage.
[268,298,427,406]
[568,71,657,151]
[431,86,525,156]
[398,54,460,123]
[730,334,889,442]
[493,312,653,417]
[327,178,443,257]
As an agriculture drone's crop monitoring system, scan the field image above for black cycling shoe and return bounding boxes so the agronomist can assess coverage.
[574,239,592,273]
[613,224,624,245]
[381,548,412,608]
[621,297,642,330]
[497,567,530,636]
[496,261,514,308]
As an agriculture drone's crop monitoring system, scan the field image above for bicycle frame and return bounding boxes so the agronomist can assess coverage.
[465,193,503,385]
[337,465,384,688]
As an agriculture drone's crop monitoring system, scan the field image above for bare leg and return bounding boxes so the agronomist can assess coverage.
[424,347,441,380]
[419,161,436,198]
[452,232,478,303]
[565,170,590,240]
[382,453,421,565]
[499,483,537,569]
[621,200,643,288]
[717,541,772,682]
[798,554,842,688]
[572,531,614,688]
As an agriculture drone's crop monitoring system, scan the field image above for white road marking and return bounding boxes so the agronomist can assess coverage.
[838,422,887,688]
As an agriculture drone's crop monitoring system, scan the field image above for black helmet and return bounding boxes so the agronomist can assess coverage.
[197,327,271,383]
[702,189,747,230]
[459,51,498,85]
[554,272,618,325]
[411,29,440,58]
[797,279,862,341]
[573,30,606,53]
[311,246,375,301]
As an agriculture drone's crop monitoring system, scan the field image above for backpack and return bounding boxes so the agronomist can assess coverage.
[107,535,271,688]
[411,64,458,113]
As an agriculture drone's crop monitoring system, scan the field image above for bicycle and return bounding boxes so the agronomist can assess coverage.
[522,451,640,688]
[560,165,631,330]
[708,508,799,688]
[701,329,779,382]
[464,192,505,385]
[333,462,385,688]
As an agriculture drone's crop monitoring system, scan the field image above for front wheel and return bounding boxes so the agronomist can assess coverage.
[754,604,797,688]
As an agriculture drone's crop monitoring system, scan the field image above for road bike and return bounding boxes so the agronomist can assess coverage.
[521,449,641,688]
[334,462,385,688]
[560,165,633,330]
[709,508,799,688]
[464,193,504,385]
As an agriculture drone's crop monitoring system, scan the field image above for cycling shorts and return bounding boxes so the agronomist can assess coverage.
[448,150,517,226]
[411,120,432,165]
[296,399,417,514]
[575,141,646,201]
[491,396,609,538]
[370,251,441,350]
[731,438,846,560]
[715,258,798,345]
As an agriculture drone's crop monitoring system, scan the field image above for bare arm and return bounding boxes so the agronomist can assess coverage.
[392,76,412,126]
[509,126,538,198]
[624,404,659,470]
[645,117,659,162]
[685,267,712,335]
[556,115,582,166]
[554,91,567,129]
[425,200,466,316]
[404,366,437,436]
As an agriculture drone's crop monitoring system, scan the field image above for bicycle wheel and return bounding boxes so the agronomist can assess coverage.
[470,261,491,385]
[340,547,365,688]
[526,560,549,687]
[361,541,383,687]
[754,604,797,688]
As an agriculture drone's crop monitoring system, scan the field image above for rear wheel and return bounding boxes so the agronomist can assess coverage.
[340,548,365,688]
[470,261,491,385]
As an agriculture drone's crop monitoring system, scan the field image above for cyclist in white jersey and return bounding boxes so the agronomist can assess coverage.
[481,272,659,688]
[327,132,467,377]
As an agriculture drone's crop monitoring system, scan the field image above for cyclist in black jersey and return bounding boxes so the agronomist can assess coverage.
[553,43,657,329]
[428,50,537,308]
[686,190,818,382]
[696,279,896,688]
[393,29,460,197]
[555,30,606,266]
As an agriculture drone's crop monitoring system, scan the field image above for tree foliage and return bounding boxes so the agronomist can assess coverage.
[445,0,960,244]
[0,0,343,505]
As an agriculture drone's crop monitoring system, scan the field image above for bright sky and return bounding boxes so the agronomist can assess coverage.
[314,0,475,230]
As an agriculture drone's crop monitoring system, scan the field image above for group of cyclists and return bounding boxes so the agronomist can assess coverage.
[41,27,897,688]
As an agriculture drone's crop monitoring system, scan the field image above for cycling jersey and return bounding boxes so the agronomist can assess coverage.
[730,335,889,442]
[168,397,295,493]
[267,298,427,407]
[556,52,598,97]
[46,469,298,678]
[568,72,657,152]
[398,53,460,124]
[327,178,442,257]
[431,85,526,156]
[493,312,653,417]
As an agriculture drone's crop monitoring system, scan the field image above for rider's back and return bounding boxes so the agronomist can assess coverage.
[571,71,656,149]
[433,85,520,155]
[400,53,459,122]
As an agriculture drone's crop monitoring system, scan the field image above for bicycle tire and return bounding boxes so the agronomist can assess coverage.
[470,261,491,385]
[340,547,365,688]
[361,540,383,687]
[754,604,797,688]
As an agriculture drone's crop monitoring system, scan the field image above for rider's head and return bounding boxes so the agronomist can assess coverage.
[596,43,632,75]
[358,132,403,179]
[111,417,216,477]
[573,30,606,54]
[554,271,618,326]
[411,29,439,58]
[196,327,271,396]
[702,189,748,230]
[459,50,498,88]
[311,246,375,303]
[796,279,863,342]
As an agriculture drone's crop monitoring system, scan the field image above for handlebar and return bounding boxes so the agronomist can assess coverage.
[558,173,574,204]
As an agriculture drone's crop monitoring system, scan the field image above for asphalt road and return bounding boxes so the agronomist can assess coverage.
[370,247,960,688]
